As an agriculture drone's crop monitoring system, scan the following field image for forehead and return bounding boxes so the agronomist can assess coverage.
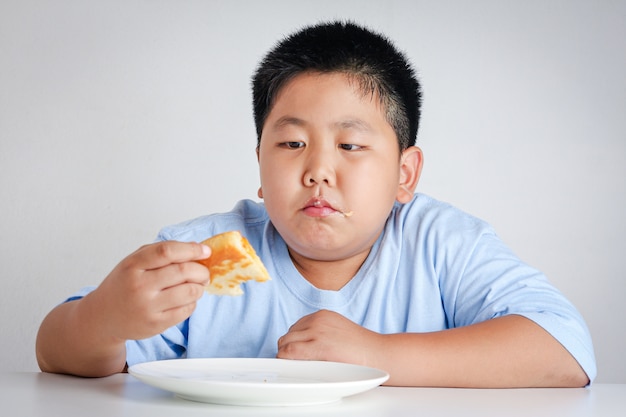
[278,70,378,99]
[268,71,387,121]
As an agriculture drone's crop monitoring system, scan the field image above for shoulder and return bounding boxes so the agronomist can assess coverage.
[156,199,270,243]
[393,193,493,237]
[387,193,503,271]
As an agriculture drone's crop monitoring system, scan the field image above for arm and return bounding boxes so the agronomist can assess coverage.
[277,310,589,388]
[36,241,211,377]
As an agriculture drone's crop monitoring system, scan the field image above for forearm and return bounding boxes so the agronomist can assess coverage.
[36,294,127,377]
[373,315,589,388]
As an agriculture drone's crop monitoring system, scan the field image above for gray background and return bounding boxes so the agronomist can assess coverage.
[1,0,624,382]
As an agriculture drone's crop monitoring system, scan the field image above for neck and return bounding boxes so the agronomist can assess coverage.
[287,248,370,291]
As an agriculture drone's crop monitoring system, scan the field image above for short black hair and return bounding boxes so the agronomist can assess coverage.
[251,21,422,151]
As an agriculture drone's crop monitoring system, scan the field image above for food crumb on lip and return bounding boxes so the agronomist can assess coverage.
[341,210,354,217]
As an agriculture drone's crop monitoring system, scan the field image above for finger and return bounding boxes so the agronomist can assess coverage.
[148,261,211,289]
[279,312,327,347]
[130,241,211,271]
[151,298,200,333]
[277,328,314,352]
[277,337,321,360]
[157,281,206,314]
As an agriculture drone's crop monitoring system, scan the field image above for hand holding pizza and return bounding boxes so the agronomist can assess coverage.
[89,241,212,342]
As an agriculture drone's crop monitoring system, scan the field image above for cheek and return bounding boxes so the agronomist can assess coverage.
[259,158,292,200]
[258,151,276,186]
[345,159,400,194]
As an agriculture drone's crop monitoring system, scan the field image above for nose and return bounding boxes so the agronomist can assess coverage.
[302,147,336,187]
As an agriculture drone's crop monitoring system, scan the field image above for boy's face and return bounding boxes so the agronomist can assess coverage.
[257,72,420,263]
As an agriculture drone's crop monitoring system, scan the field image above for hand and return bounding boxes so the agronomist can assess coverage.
[276,310,383,366]
[88,241,211,342]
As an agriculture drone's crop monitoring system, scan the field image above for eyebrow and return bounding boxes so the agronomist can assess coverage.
[273,116,306,129]
[334,118,373,132]
[271,116,373,132]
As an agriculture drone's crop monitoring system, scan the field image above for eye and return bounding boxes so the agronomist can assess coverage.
[338,143,363,151]
[280,141,305,149]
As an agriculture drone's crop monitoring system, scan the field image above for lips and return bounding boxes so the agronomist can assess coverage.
[301,197,351,218]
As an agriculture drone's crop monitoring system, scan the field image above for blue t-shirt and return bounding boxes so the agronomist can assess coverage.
[70,194,597,382]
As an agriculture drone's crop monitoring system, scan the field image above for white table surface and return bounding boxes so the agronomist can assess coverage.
[0,372,623,417]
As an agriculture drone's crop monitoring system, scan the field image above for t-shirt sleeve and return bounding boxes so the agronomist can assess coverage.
[63,287,189,366]
[441,228,597,383]
[125,323,188,366]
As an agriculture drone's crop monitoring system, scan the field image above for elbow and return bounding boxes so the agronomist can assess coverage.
[544,361,591,388]
[563,367,591,388]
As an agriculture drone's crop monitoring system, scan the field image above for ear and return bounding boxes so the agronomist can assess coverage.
[396,146,423,203]
[255,147,263,199]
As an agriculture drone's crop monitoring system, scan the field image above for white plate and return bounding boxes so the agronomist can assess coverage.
[128,358,389,406]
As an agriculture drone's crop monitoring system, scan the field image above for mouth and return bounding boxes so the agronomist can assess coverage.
[302,197,353,218]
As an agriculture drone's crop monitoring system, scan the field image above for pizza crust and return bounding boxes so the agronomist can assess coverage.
[196,231,271,295]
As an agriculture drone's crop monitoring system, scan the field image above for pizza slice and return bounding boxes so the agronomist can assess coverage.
[195,231,270,296]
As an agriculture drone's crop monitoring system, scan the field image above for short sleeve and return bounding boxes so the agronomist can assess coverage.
[125,321,188,366]
[62,287,190,367]
[444,229,597,383]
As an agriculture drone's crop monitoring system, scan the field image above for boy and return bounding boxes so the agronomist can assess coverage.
[36,21,595,387]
